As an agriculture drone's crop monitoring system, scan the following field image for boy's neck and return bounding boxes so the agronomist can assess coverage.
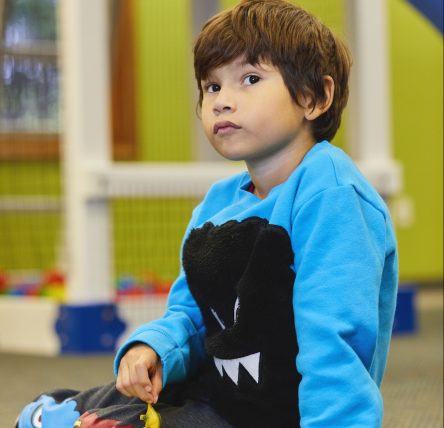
[246,139,316,199]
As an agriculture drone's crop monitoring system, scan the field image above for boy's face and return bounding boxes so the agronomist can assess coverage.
[200,55,315,166]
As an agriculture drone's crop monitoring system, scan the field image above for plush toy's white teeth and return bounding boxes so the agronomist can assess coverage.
[214,352,260,385]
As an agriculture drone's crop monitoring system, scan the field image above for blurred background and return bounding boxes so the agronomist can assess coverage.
[0,0,442,426]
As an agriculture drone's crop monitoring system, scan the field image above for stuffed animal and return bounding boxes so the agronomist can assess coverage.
[183,218,301,427]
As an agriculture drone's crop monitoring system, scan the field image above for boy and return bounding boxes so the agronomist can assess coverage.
[18,1,397,427]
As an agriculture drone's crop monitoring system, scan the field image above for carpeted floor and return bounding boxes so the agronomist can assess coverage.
[1,290,442,427]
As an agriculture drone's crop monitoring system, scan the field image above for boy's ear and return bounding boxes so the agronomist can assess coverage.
[303,76,335,121]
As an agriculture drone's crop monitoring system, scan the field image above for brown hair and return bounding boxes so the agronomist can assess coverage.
[193,0,352,142]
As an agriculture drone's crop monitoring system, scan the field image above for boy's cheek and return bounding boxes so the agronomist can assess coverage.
[200,112,214,136]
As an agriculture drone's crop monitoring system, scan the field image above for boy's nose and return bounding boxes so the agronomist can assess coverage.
[213,90,236,115]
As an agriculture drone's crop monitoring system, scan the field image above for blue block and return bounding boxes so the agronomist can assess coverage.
[407,0,443,34]
[55,303,126,353]
[392,285,417,335]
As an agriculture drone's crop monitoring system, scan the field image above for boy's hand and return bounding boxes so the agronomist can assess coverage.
[116,344,163,404]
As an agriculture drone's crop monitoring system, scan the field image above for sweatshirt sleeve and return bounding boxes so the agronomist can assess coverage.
[113,207,207,387]
[292,185,387,428]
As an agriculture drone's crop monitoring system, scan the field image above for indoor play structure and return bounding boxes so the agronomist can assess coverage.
[1,0,441,355]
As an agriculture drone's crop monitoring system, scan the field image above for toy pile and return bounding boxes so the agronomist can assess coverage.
[116,272,172,298]
[0,269,65,300]
[0,270,172,300]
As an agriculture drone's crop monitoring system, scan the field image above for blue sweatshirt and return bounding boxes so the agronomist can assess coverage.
[114,141,398,427]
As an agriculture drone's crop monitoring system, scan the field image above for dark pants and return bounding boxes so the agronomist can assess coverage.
[18,381,234,428]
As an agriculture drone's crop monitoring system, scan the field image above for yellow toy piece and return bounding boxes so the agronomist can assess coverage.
[140,403,161,428]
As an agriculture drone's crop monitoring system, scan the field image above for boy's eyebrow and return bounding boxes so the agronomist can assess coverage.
[238,59,274,74]
[237,58,264,70]
[200,74,214,83]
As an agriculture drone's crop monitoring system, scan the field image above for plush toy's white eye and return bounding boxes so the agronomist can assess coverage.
[210,307,225,330]
[234,297,240,323]
[210,297,240,331]
[31,405,43,428]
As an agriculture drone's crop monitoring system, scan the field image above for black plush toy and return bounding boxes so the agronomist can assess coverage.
[183,217,301,428]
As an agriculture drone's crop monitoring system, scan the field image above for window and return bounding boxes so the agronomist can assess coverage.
[0,0,137,161]
[0,0,59,159]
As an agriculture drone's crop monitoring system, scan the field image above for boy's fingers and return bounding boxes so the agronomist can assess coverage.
[130,360,157,402]
[118,361,143,399]
[116,364,132,397]
[116,345,161,403]
[134,361,152,389]
[151,367,163,403]
[133,383,154,403]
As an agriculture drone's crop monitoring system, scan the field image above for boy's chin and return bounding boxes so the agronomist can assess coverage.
[211,148,245,162]
[220,154,245,162]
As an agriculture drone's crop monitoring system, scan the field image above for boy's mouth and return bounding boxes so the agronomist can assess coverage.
[214,121,241,134]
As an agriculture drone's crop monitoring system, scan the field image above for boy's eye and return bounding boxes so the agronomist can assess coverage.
[206,83,220,93]
[243,75,261,85]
